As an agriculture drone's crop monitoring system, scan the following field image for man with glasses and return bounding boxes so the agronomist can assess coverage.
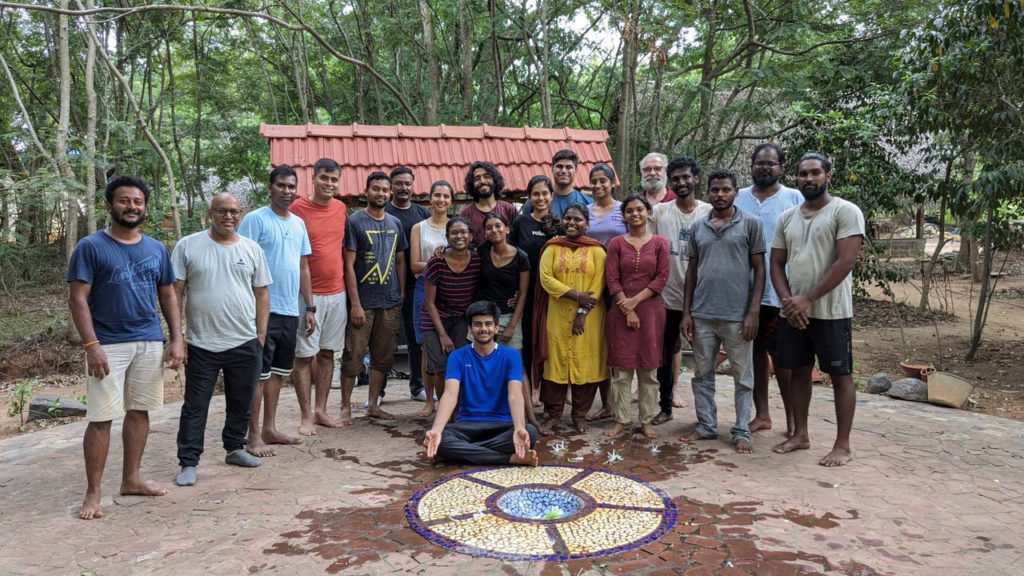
[735,143,803,436]
[172,193,271,486]
[640,152,676,205]
[521,149,593,218]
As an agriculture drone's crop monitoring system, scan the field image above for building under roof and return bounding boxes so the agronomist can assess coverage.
[259,123,614,200]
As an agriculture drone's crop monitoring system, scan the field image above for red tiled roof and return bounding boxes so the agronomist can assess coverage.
[260,123,614,199]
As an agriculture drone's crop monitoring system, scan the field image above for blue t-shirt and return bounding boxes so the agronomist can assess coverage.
[238,206,311,316]
[66,231,175,344]
[522,189,594,218]
[445,344,524,423]
[735,185,803,308]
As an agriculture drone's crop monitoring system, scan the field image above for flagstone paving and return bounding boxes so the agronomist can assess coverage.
[1,376,1022,575]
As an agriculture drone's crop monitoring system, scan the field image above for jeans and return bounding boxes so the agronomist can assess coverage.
[176,339,261,467]
[690,318,753,442]
[437,421,539,465]
[400,283,423,397]
[656,309,684,414]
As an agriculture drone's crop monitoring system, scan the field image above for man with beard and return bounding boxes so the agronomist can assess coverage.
[384,166,430,402]
[770,153,864,467]
[459,161,520,247]
[734,143,803,435]
[289,158,348,435]
[520,149,594,218]
[238,166,316,456]
[67,175,185,519]
[681,170,765,454]
[649,157,711,426]
[640,153,676,205]
[172,193,270,486]
[339,172,408,425]
[423,300,539,466]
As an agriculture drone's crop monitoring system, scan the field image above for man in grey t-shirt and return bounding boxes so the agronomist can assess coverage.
[172,193,272,486]
[681,170,765,454]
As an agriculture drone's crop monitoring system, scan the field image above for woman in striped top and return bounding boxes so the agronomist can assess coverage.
[419,216,482,417]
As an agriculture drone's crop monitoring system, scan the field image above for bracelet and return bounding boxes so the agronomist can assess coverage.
[83,340,100,349]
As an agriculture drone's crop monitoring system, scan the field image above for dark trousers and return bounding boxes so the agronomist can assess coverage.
[177,339,261,467]
[657,308,685,414]
[386,291,423,397]
[437,421,539,465]
[541,380,601,422]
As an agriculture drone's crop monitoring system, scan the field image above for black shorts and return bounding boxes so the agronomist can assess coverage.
[753,305,781,356]
[260,313,299,379]
[775,318,853,376]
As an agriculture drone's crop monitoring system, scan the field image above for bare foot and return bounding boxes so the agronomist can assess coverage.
[298,417,318,436]
[246,438,275,457]
[537,425,554,436]
[119,480,169,497]
[263,428,303,445]
[417,403,436,418]
[587,408,612,422]
[79,491,104,520]
[366,408,396,421]
[314,411,344,428]
[749,417,772,433]
[680,430,708,443]
[572,419,589,433]
[509,449,539,467]
[641,423,658,439]
[339,406,354,427]
[604,423,627,438]
[772,435,810,454]
[819,446,853,467]
[672,395,688,409]
[734,438,753,454]
[786,424,797,439]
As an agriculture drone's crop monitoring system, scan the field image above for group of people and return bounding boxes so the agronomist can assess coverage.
[67,144,864,521]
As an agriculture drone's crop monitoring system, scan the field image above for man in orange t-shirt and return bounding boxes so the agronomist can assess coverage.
[289,158,348,436]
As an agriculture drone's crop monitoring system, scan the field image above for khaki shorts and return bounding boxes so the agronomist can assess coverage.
[86,341,164,422]
[341,305,402,376]
[296,291,348,357]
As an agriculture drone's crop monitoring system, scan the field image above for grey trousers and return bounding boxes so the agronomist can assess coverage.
[690,317,754,442]
[437,421,539,465]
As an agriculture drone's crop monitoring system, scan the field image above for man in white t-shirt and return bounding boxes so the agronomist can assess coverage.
[172,193,272,486]
[649,156,712,426]
[770,152,865,467]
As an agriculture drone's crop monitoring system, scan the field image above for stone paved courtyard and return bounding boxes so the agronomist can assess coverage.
[1,375,1022,575]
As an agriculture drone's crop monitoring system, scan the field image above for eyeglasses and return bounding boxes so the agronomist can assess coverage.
[753,161,780,168]
[213,208,242,217]
[641,166,665,174]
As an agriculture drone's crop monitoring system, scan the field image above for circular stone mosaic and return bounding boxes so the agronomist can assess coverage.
[405,465,677,561]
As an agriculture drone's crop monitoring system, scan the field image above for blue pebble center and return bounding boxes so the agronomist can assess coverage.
[497,488,584,520]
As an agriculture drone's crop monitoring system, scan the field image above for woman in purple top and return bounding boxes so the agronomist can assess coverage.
[420,216,482,417]
[604,194,671,439]
[586,163,626,246]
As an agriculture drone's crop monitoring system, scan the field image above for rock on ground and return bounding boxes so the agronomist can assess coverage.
[887,378,929,402]
[866,373,893,394]
[27,394,87,422]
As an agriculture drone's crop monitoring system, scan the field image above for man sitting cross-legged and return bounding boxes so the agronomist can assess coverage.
[423,300,539,466]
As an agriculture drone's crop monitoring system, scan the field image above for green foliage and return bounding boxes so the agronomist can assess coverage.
[7,379,36,428]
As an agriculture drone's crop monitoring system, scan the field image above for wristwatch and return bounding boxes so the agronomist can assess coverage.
[576,306,589,315]
[306,306,317,313]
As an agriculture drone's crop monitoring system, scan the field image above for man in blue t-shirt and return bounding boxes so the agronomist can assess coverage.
[521,149,594,217]
[67,175,184,520]
[423,301,539,466]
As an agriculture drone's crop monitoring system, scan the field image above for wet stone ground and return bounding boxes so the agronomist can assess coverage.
[1,376,1023,574]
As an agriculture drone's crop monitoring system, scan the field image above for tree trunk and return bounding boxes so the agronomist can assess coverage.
[647,50,665,150]
[458,0,474,122]
[420,0,439,124]
[538,0,552,127]
[357,0,385,123]
[697,2,719,152]
[83,0,99,234]
[165,36,193,218]
[966,202,995,360]
[488,0,503,119]
[614,0,640,193]
[192,17,206,211]
[56,0,78,264]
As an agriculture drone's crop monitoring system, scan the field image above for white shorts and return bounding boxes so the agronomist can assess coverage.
[86,341,165,422]
[296,291,348,357]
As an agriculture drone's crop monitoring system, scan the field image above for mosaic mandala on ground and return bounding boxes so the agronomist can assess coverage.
[405,465,677,561]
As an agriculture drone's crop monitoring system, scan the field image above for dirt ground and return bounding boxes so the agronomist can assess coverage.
[3,251,1023,439]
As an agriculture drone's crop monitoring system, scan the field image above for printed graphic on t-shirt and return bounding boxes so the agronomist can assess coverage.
[360,229,400,284]
[673,227,692,262]
[111,255,162,286]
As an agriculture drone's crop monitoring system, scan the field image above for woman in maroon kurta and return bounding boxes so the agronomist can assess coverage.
[605,195,671,439]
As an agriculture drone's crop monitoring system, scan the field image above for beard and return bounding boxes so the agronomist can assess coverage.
[111,210,146,229]
[801,182,828,201]
[753,173,779,188]
[473,185,493,199]
[641,175,666,193]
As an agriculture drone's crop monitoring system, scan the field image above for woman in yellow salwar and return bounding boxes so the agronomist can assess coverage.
[534,203,609,432]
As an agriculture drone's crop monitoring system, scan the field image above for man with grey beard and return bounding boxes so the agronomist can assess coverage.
[640,152,676,205]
